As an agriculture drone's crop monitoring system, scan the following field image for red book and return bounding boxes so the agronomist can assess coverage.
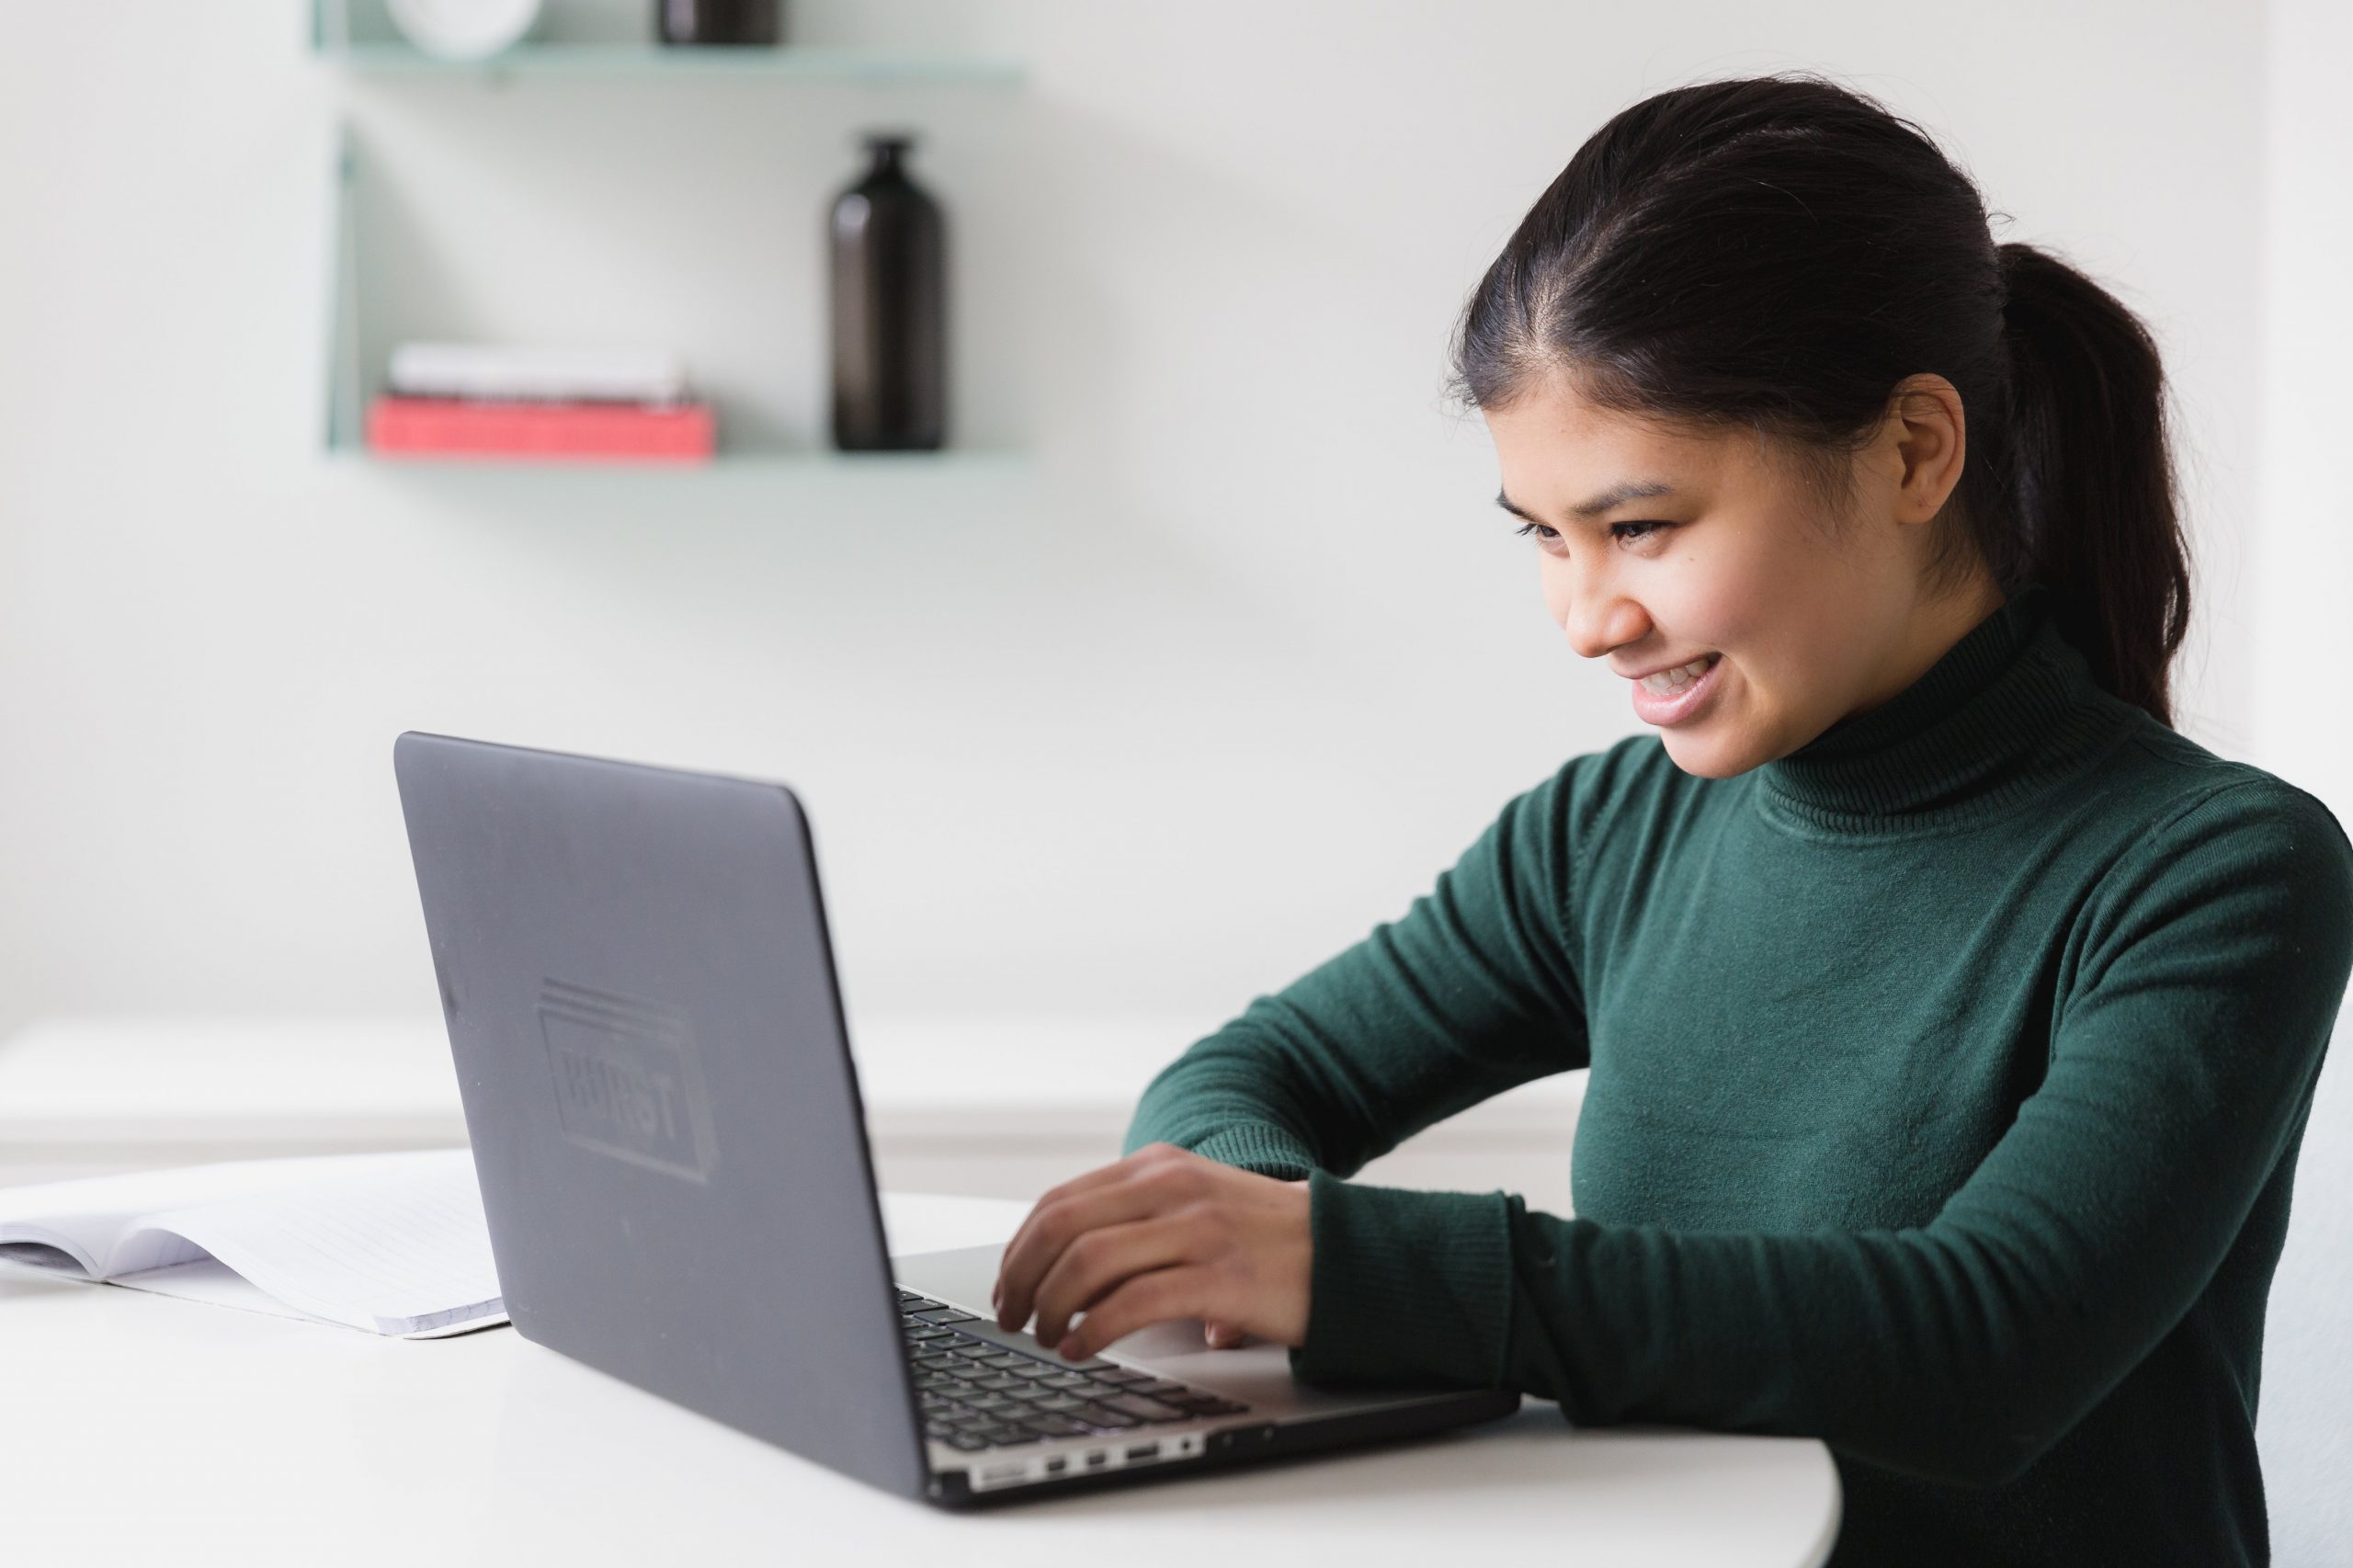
[365,395,717,462]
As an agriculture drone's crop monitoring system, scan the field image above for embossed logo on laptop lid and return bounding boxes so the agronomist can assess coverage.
[537,978,717,1183]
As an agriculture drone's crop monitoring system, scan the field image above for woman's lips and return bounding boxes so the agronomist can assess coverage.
[1630,653,1724,727]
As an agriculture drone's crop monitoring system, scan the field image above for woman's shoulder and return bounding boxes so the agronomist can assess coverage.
[2098,710,2351,858]
[2063,720,2353,1009]
[2066,715,2353,968]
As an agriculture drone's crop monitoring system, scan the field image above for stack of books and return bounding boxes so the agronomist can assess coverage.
[365,343,717,462]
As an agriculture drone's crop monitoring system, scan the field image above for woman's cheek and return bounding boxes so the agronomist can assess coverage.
[1538,557,1576,629]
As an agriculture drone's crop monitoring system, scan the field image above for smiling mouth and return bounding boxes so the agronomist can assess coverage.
[1634,653,1721,695]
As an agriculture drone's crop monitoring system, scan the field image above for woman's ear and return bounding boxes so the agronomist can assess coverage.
[1886,371,1968,526]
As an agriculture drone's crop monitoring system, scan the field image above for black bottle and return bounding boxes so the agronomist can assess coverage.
[829,133,946,451]
[656,1,779,45]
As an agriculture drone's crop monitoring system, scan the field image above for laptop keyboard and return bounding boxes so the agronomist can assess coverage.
[898,1290,1253,1452]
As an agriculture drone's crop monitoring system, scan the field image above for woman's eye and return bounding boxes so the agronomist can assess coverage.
[1512,519,1665,547]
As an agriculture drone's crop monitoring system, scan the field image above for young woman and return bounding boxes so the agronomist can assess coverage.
[988,73,2353,1565]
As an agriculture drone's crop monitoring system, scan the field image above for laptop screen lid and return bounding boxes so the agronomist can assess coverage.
[392,731,926,1500]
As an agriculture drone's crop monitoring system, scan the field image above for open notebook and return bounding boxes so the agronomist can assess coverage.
[0,1147,506,1338]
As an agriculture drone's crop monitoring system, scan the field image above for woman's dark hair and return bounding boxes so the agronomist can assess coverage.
[1452,72,2192,728]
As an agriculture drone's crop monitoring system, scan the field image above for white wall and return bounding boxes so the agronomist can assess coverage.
[8,0,2345,1555]
[0,0,2267,1041]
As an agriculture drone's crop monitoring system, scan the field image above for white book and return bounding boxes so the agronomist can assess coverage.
[386,342,692,405]
[0,1148,506,1338]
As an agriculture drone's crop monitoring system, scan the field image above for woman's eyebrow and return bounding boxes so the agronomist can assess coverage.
[1495,480,1677,523]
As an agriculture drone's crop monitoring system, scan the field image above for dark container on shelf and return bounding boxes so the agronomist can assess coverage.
[656,0,779,46]
[829,132,947,451]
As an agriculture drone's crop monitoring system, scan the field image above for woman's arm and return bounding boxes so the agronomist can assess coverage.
[995,751,1610,1356]
[1284,779,2353,1489]
[1120,756,1597,1182]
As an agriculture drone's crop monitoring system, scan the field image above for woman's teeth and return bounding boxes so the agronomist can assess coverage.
[1640,654,1719,695]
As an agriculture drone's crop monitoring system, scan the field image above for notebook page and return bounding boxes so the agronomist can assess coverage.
[122,1148,504,1335]
[106,1256,318,1325]
[0,1156,364,1278]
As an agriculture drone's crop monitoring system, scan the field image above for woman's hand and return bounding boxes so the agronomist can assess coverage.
[989,1142,1313,1362]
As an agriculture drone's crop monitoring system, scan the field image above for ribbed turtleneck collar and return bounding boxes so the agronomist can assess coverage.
[1751,580,2136,836]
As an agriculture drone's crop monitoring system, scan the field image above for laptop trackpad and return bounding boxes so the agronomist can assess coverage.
[890,1241,1424,1417]
[892,1240,1213,1360]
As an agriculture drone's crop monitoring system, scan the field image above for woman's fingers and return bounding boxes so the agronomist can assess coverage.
[983,1152,1310,1360]
[1059,1264,1210,1362]
[996,1184,1164,1334]
[1028,1209,1210,1351]
[988,1143,1186,1309]
[991,1157,1140,1307]
[994,1149,1201,1335]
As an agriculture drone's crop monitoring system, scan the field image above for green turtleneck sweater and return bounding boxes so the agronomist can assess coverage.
[1122,583,2352,1567]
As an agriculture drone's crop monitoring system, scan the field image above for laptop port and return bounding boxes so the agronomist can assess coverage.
[1125,1443,1159,1461]
[1043,1457,1066,1474]
[1085,1451,1108,1468]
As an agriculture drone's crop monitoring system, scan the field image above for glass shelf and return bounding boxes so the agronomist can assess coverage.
[312,4,1029,470]
[326,446,1030,472]
[316,40,1024,85]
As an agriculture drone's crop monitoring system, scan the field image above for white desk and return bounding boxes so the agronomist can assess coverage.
[0,1017,1834,1562]
[1,1191,1840,1566]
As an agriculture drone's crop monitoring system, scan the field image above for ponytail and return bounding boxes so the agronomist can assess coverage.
[1995,243,2192,727]
[1451,74,2196,730]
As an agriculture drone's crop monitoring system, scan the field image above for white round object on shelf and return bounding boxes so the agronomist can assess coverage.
[385,0,543,60]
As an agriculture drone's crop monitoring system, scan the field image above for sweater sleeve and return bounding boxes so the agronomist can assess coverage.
[1285,778,2353,1490]
[1120,758,1594,1182]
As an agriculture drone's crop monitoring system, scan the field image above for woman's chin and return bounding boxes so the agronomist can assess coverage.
[1658,727,1758,779]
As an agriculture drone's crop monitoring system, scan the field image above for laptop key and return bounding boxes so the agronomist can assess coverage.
[1128,1379,1190,1398]
[944,1433,990,1451]
[1029,1393,1086,1412]
[1100,1393,1189,1422]
[906,1307,978,1324]
[900,1296,943,1311]
[1069,1403,1142,1430]
[1088,1368,1154,1386]
[1018,1413,1091,1437]
[977,1424,1040,1446]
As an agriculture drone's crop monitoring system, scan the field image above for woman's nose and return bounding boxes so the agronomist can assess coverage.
[1561,590,1647,663]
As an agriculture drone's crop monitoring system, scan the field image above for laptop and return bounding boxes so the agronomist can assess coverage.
[392,731,1520,1506]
